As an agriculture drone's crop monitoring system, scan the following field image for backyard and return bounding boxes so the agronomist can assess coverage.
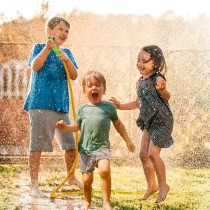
[0,163,209,210]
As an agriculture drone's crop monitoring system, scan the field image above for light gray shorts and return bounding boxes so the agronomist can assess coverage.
[79,147,111,173]
[29,109,75,152]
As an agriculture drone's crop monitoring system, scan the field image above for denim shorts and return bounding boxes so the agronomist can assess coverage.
[79,147,111,173]
[29,109,75,152]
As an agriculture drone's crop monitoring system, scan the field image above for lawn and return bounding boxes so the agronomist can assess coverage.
[0,164,209,210]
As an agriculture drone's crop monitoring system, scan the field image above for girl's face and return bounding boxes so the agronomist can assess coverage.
[84,77,105,104]
[136,51,154,76]
[47,21,69,46]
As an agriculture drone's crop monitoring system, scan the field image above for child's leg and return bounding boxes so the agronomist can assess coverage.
[80,172,93,210]
[29,151,46,197]
[149,141,169,203]
[98,159,112,210]
[139,129,158,200]
[65,149,82,189]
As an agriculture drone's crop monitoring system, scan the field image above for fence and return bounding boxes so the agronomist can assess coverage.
[0,59,30,99]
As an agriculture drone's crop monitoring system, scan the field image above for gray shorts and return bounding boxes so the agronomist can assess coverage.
[79,147,111,173]
[29,109,75,152]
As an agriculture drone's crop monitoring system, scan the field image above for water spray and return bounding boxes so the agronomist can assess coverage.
[48,36,81,198]
[48,37,143,198]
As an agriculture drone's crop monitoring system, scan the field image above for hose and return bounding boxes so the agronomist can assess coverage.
[48,37,81,198]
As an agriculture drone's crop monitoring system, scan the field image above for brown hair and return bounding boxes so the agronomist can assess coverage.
[46,16,70,30]
[141,45,167,74]
[136,45,167,90]
[82,71,106,93]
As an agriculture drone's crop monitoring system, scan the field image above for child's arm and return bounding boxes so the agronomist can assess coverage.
[110,97,139,110]
[112,119,135,153]
[56,120,80,132]
[155,76,170,101]
[32,39,55,71]
[57,51,78,80]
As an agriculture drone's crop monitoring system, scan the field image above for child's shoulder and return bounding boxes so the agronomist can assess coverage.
[100,101,116,110]
[77,103,87,109]
[155,72,165,79]
[151,72,166,83]
[78,101,115,108]
[33,43,45,47]
[62,47,72,54]
[32,43,46,50]
[101,101,115,107]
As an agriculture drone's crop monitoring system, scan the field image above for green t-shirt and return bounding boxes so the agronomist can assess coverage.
[75,101,118,154]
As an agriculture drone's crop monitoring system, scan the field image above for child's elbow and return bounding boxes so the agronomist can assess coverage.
[31,63,41,72]
[70,71,78,80]
[33,67,40,72]
[165,92,171,101]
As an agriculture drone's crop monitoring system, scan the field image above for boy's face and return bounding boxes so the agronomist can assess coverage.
[47,21,69,46]
[84,77,105,104]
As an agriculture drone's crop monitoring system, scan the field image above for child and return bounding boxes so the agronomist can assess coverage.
[56,71,135,210]
[23,17,82,198]
[110,45,174,203]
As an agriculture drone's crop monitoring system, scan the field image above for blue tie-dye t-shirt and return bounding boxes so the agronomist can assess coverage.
[23,43,78,113]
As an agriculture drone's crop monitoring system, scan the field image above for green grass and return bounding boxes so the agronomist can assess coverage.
[0,164,209,209]
[91,167,210,210]
[0,164,25,210]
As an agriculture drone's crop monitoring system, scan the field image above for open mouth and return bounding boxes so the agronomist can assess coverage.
[92,92,98,99]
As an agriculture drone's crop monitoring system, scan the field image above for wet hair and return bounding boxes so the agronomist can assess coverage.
[141,45,167,74]
[82,71,106,93]
[46,16,70,30]
[136,45,167,90]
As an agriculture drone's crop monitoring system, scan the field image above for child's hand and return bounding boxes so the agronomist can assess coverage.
[57,51,69,62]
[56,120,67,130]
[46,39,56,51]
[155,77,166,93]
[155,76,170,101]
[126,141,135,153]
[109,97,121,109]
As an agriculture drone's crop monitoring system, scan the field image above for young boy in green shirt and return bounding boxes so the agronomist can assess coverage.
[56,71,135,210]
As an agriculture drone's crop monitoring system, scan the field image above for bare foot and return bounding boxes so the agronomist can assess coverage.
[80,200,90,210]
[29,186,47,198]
[138,186,158,201]
[155,184,170,203]
[103,202,113,210]
[68,176,82,189]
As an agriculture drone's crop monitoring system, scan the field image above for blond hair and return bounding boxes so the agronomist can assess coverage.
[82,71,106,93]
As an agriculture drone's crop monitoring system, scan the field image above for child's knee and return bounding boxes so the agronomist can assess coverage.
[83,173,93,186]
[139,151,148,161]
[99,167,110,178]
[148,151,159,161]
